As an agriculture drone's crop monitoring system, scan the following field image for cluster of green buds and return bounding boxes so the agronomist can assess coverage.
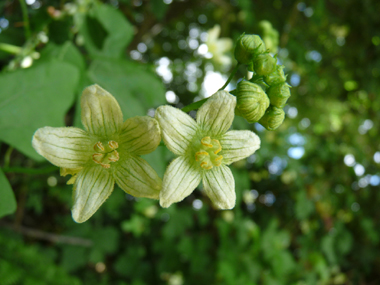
[233,34,291,131]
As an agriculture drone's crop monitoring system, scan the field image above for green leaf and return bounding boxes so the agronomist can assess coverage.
[87,58,166,114]
[0,169,16,218]
[0,60,79,160]
[40,41,86,72]
[80,3,134,58]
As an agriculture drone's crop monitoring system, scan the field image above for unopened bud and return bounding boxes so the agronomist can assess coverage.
[253,53,276,76]
[267,83,291,108]
[235,81,270,123]
[234,34,266,64]
[264,65,287,85]
[259,105,285,131]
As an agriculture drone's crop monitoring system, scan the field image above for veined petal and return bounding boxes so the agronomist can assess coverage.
[32,127,92,168]
[203,165,235,209]
[114,155,161,199]
[207,25,221,44]
[215,39,233,53]
[196,90,236,137]
[119,116,161,155]
[155,106,197,156]
[160,156,201,208]
[72,166,114,223]
[220,130,261,165]
[81,84,123,137]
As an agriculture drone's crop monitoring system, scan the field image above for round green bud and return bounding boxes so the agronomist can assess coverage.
[253,53,276,76]
[259,105,285,131]
[267,83,291,108]
[236,80,270,123]
[264,65,286,85]
[234,34,266,64]
[259,20,273,32]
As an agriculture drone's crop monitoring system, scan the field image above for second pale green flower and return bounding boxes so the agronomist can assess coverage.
[155,90,261,209]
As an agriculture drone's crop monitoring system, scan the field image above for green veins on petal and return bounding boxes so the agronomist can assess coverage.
[32,84,162,223]
[156,90,261,209]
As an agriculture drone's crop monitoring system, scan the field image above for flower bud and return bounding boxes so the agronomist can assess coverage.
[259,105,285,131]
[264,65,287,85]
[267,83,291,108]
[234,34,266,64]
[253,53,276,76]
[235,80,270,123]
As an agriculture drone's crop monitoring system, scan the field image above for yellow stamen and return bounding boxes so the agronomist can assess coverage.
[108,141,119,149]
[215,155,223,161]
[195,151,209,161]
[108,150,119,162]
[195,136,224,170]
[92,153,104,163]
[94,141,105,152]
[201,136,213,148]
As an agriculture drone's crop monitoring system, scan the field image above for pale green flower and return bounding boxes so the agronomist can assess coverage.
[206,25,233,68]
[155,91,261,209]
[32,84,162,223]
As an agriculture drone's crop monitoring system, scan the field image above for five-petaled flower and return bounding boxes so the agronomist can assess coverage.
[32,84,162,223]
[155,90,261,209]
[206,25,233,68]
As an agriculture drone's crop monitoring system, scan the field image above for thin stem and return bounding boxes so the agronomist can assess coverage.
[181,98,208,113]
[219,63,240,91]
[4,147,14,168]
[181,63,240,113]
[2,166,57,175]
[0,221,94,247]
[0,43,22,54]
[19,0,31,40]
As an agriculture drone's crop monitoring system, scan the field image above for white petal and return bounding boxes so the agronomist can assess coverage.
[155,105,197,156]
[114,155,161,199]
[220,130,261,165]
[196,90,236,137]
[207,25,221,43]
[119,116,161,155]
[81,84,123,137]
[203,165,235,209]
[215,38,233,53]
[72,166,114,223]
[160,156,201,208]
[32,127,92,168]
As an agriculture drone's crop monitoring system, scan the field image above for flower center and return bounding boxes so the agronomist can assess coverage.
[195,136,223,170]
[92,141,119,169]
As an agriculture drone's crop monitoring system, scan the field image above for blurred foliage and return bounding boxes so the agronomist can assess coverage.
[1,0,380,284]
